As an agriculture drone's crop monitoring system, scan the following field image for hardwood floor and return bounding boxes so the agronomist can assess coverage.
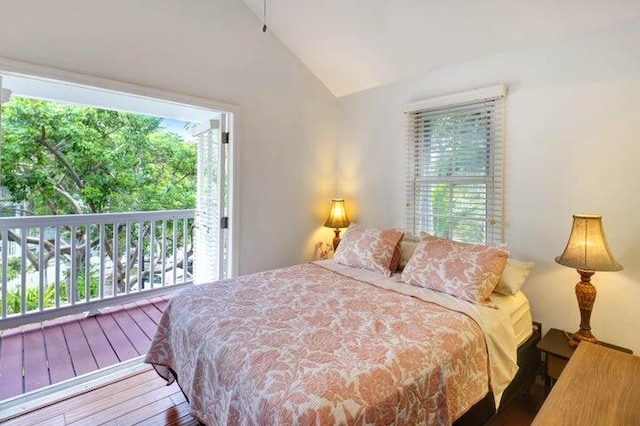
[2,362,544,426]
[488,384,545,426]
[1,365,199,426]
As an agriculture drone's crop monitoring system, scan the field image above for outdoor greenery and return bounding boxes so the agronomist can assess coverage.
[0,276,100,316]
[0,97,197,313]
[0,257,21,281]
[1,97,196,215]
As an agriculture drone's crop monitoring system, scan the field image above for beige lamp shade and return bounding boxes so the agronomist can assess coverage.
[555,214,622,272]
[324,199,350,229]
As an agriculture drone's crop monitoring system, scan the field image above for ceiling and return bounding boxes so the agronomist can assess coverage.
[241,0,639,97]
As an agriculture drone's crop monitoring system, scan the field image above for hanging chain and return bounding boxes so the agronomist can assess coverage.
[262,0,267,32]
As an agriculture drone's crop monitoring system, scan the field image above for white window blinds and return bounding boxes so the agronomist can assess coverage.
[193,119,223,284]
[404,85,505,245]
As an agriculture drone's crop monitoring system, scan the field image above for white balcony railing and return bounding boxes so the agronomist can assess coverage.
[0,210,195,329]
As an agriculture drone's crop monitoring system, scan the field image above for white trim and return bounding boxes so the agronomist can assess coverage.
[0,56,241,279]
[402,84,507,113]
[0,209,194,227]
[227,112,241,278]
[0,357,150,423]
[217,117,227,278]
[192,119,221,137]
[0,88,11,103]
[0,56,237,114]
[404,86,506,244]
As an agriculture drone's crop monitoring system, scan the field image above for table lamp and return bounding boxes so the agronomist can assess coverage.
[324,199,350,250]
[555,214,622,348]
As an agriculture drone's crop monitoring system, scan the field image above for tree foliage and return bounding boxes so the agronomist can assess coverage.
[1,97,196,215]
[0,98,197,302]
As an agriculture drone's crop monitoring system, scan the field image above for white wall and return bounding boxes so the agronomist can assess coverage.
[336,19,640,354]
[0,0,337,274]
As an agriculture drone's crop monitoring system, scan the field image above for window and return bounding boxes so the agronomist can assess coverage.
[404,85,505,245]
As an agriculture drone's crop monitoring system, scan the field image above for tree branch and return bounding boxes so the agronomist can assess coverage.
[54,186,83,215]
[37,128,85,191]
[36,127,98,212]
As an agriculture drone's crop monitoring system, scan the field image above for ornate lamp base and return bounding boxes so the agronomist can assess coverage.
[569,329,599,348]
[332,229,342,251]
[569,269,598,348]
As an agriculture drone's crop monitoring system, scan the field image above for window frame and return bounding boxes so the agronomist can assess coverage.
[403,85,506,245]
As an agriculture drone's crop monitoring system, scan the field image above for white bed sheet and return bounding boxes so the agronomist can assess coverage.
[490,291,534,347]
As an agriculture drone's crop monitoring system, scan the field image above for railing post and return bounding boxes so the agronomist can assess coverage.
[99,223,105,299]
[161,220,167,287]
[172,219,178,285]
[20,227,27,315]
[70,225,77,305]
[125,222,131,294]
[38,226,45,312]
[113,221,118,297]
[149,221,155,289]
[1,228,8,319]
[54,226,61,309]
[137,221,144,290]
[85,223,91,303]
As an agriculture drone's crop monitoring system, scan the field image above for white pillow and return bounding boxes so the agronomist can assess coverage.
[398,239,419,270]
[494,258,535,295]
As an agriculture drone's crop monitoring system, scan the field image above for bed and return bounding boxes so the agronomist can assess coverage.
[145,227,540,425]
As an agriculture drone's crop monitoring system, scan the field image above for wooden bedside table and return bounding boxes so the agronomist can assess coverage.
[537,328,632,395]
[532,342,640,425]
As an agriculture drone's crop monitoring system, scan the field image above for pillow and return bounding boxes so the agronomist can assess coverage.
[333,224,404,276]
[494,258,535,295]
[398,239,419,270]
[401,234,508,304]
[389,241,402,273]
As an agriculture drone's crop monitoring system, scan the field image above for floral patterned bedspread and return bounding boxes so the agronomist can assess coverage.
[145,263,489,425]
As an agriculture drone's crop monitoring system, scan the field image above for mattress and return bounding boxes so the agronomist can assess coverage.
[491,291,533,347]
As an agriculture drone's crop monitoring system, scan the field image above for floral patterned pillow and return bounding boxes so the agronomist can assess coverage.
[401,234,508,304]
[333,224,405,276]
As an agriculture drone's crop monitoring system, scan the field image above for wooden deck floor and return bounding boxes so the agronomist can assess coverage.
[0,295,171,401]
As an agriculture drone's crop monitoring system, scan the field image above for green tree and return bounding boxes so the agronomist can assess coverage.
[0,97,196,293]
[1,97,196,215]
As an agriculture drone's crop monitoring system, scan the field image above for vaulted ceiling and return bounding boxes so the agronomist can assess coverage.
[241,0,639,97]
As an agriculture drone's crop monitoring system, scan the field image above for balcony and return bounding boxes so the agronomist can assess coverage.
[1,209,194,328]
[0,295,171,402]
[0,210,194,403]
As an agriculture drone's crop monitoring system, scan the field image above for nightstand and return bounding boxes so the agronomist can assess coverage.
[537,328,632,395]
[532,343,640,425]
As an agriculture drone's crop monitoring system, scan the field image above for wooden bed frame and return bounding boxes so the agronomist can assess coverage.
[455,321,542,425]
